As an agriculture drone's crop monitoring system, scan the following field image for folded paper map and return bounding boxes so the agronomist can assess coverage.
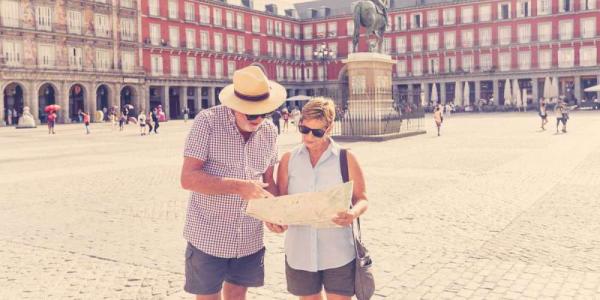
[245,181,354,228]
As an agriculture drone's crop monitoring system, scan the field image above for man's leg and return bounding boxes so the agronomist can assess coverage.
[195,292,220,300]
[222,282,247,300]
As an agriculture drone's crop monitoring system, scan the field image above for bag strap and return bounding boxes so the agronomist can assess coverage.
[340,149,363,244]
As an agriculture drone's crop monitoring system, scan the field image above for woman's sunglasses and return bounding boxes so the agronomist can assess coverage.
[298,125,327,138]
[245,113,269,121]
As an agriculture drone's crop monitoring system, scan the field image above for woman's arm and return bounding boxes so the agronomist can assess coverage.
[333,150,369,226]
[265,152,292,234]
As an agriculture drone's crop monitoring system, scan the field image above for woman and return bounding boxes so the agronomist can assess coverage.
[47,111,56,134]
[554,100,564,133]
[433,105,443,136]
[539,99,548,130]
[271,97,368,300]
[282,108,290,132]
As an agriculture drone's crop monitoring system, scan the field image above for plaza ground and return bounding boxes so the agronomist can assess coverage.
[1,111,600,299]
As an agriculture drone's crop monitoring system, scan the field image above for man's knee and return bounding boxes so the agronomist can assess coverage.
[223,282,247,300]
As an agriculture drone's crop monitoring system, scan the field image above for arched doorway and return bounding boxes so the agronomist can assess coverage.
[169,87,180,119]
[38,83,57,123]
[96,85,110,120]
[3,82,25,126]
[120,86,137,115]
[69,84,85,122]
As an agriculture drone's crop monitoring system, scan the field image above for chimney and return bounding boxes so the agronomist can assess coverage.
[265,4,278,15]
[241,0,253,9]
[320,6,331,17]
[310,8,319,18]
[284,9,298,18]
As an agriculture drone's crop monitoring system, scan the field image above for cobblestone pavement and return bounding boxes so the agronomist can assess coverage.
[1,112,600,300]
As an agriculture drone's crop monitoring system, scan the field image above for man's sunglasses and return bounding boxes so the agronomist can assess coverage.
[298,125,327,138]
[245,113,269,121]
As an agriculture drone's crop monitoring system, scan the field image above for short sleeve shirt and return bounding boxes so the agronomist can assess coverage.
[183,105,279,258]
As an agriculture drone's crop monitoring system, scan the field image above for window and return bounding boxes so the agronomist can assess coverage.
[150,54,163,76]
[171,56,180,76]
[462,30,474,48]
[36,6,52,31]
[445,56,455,72]
[559,20,573,40]
[412,59,422,76]
[479,5,491,22]
[479,28,492,46]
[346,20,354,36]
[518,51,531,70]
[275,21,282,36]
[213,8,222,26]
[294,25,301,39]
[285,43,292,58]
[201,58,209,78]
[444,31,456,49]
[411,35,422,52]
[396,36,407,53]
[580,46,597,66]
[304,45,313,60]
[538,23,552,41]
[480,54,492,71]
[237,13,244,30]
[94,14,111,37]
[559,0,574,12]
[295,45,301,60]
[122,51,135,72]
[304,66,313,81]
[200,31,209,50]
[95,49,110,70]
[38,44,55,67]
[558,48,574,67]
[121,0,133,8]
[382,38,391,54]
[120,18,135,41]
[67,10,82,34]
[150,24,161,45]
[227,35,235,53]
[266,19,273,35]
[276,42,283,57]
[149,0,159,16]
[168,0,178,19]
[237,36,245,54]
[317,66,324,81]
[518,24,531,43]
[499,52,511,71]
[462,55,473,71]
[1,0,19,27]
[267,41,274,56]
[581,18,596,38]
[499,26,512,45]
[295,67,302,82]
[3,40,22,66]
[252,16,260,33]
[199,6,209,24]
[186,29,196,49]
[537,0,551,15]
[538,49,552,69]
[328,22,337,37]
[411,13,422,29]
[184,2,195,21]
[228,61,236,78]
[226,11,234,28]
[396,60,407,76]
[427,33,439,51]
[498,3,511,20]
[169,26,180,47]
[442,8,455,25]
[252,39,260,56]
[304,25,313,39]
[428,58,440,74]
[581,0,596,10]
[329,42,338,58]
[68,47,83,70]
[461,6,473,24]
[516,0,531,17]
[427,11,438,27]
[214,34,222,52]
[187,57,196,78]
[286,66,293,80]
[215,60,223,79]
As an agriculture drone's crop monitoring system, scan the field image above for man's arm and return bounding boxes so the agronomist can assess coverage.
[262,165,278,197]
[180,157,273,200]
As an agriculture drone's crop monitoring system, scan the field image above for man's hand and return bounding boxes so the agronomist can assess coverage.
[332,210,357,227]
[238,180,273,201]
[265,222,287,233]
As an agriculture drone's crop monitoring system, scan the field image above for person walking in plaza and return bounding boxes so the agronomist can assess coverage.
[561,102,570,133]
[110,109,117,131]
[151,107,159,134]
[539,98,548,131]
[119,112,126,131]
[183,106,190,123]
[282,108,290,132]
[47,111,57,134]
[272,97,369,300]
[80,111,91,134]
[291,107,301,127]
[6,107,12,125]
[180,65,285,300]
[433,105,443,136]
[146,110,154,134]
[554,100,565,133]
[271,109,282,134]
[138,111,147,136]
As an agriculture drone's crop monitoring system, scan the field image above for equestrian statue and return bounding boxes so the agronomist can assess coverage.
[352,0,389,53]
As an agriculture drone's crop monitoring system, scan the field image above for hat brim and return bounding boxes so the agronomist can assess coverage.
[219,80,287,115]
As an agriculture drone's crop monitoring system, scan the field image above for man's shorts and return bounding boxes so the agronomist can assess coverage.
[184,243,265,295]
[285,259,355,297]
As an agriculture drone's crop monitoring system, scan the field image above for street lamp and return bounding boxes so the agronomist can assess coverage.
[313,43,335,96]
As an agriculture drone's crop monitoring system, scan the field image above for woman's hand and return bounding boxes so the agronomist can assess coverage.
[265,222,288,233]
[332,210,357,227]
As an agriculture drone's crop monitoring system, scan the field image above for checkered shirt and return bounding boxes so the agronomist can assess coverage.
[183,105,278,258]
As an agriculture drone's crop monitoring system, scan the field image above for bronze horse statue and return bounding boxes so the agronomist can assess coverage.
[352,0,388,53]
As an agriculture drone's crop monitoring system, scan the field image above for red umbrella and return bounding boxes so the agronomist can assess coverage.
[44,104,61,113]
[128,116,137,124]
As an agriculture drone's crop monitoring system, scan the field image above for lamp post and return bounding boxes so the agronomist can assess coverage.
[313,43,335,96]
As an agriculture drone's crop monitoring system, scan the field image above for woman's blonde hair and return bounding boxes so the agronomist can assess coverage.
[301,97,336,126]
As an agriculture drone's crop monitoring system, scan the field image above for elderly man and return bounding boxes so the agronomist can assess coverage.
[180,65,287,300]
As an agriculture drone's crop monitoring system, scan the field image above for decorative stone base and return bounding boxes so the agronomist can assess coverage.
[333,130,427,142]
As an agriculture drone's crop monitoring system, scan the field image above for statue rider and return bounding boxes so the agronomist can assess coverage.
[370,0,388,20]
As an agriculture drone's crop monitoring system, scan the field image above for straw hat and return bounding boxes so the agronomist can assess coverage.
[219,66,287,115]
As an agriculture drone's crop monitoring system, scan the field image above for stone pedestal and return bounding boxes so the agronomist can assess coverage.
[341,53,398,136]
[16,107,36,129]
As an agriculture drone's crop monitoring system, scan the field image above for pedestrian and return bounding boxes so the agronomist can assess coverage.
[272,97,369,300]
[123,106,130,124]
[554,100,564,133]
[291,107,301,127]
[6,107,12,125]
[146,111,153,134]
[102,107,108,121]
[180,65,285,299]
[138,111,147,136]
[539,98,548,130]
[13,108,18,124]
[561,102,570,133]
[433,105,443,136]
[151,108,159,134]
[119,113,126,131]
[80,111,91,134]
[183,106,190,123]
[271,109,282,134]
[77,109,83,123]
[110,110,117,130]
[47,111,56,134]
[282,108,290,132]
